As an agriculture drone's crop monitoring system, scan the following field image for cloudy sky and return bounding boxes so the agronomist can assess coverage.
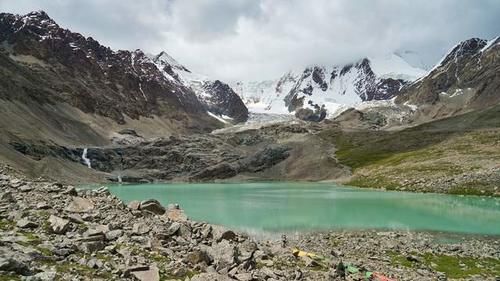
[1,0,499,81]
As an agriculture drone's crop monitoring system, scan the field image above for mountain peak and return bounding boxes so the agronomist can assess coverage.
[152,50,190,73]
[26,10,51,20]
[440,38,487,66]
[20,10,58,27]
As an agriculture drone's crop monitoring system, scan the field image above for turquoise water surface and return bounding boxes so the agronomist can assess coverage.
[104,182,500,235]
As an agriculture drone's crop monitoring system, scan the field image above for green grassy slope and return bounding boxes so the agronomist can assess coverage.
[320,105,500,195]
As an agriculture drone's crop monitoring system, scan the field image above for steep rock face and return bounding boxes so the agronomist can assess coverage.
[396,37,500,113]
[233,54,424,121]
[151,52,249,123]
[0,11,222,137]
[199,81,249,123]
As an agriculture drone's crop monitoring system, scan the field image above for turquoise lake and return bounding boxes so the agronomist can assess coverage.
[103,182,500,235]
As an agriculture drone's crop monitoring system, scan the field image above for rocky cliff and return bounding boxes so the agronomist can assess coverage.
[0,11,249,149]
[396,37,500,119]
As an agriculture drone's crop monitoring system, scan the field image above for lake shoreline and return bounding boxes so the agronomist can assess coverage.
[1,167,499,280]
[102,181,500,236]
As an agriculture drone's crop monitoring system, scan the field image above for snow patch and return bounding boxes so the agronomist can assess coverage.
[480,36,500,52]
[207,111,230,124]
[369,54,426,81]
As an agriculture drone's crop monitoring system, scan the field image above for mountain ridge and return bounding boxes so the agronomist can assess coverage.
[0,10,249,144]
[232,53,426,121]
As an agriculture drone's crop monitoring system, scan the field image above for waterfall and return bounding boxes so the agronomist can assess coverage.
[82,148,92,169]
[117,174,122,183]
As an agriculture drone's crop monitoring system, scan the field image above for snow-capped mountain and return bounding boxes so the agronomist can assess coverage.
[0,9,249,146]
[232,54,426,121]
[396,36,500,111]
[151,52,248,123]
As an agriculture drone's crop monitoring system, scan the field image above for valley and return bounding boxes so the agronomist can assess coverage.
[0,8,499,281]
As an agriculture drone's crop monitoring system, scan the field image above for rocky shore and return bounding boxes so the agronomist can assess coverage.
[1,166,499,281]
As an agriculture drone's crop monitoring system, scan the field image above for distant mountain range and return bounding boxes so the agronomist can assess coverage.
[0,10,498,135]
[232,37,499,122]
[231,54,426,121]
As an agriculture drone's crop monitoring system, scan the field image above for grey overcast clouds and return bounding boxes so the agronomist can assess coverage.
[1,0,499,81]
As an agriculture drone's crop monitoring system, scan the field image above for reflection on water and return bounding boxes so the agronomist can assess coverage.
[105,182,500,235]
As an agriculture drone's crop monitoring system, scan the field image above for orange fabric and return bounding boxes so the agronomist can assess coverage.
[372,272,396,281]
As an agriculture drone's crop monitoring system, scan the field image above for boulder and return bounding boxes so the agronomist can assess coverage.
[18,185,33,192]
[63,186,78,196]
[165,222,181,236]
[48,215,70,234]
[25,271,57,281]
[234,273,253,281]
[178,223,192,240]
[186,250,212,265]
[16,218,38,229]
[126,265,160,281]
[201,224,212,239]
[85,224,110,236]
[165,206,188,222]
[191,273,233,281]
[0,257,30,275]
[79,241,105,253]
[215,229,237,243]
[132,223,150,235]
[208,240,237,270]
[139,199,165,215]
[65,197,94,213]
[36,202,50,210]
[106,229,123,241]
[127,200,141,210]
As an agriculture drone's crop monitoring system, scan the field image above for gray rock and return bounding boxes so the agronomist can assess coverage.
[191,273,233,281]
[24,271,57,281]
[16,218,38,229]
[18,185,33,192]
[209,240,237,270]
[48,215,70,234]
[65,197,94,213]
[216,230,237,242]
[178,223,192,240]
[36,202,50,210]
[106,229,123,241]
[139,199,165,215]
[127,200,141,210]
[87,258,103,269]
[186,250,212,265]
[68,214,85,224]
[201,224,212,239]
[165,222,181,236]
[95,186,109,195]
[79,241,105,253]
[132,223,150,235]
[235,273,253,281]
[130,265,160,281]
[63,186,78,196]
[0,257,30,275]
[1,191,15,202]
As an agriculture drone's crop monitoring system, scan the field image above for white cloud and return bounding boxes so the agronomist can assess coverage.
[1,0,499,81]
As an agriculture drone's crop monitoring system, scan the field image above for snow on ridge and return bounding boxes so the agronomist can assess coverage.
[154,51,187,71]
[234,53,425,118]
[480,36,500,53]
[207,111,230,124]
[368,53,426,81]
